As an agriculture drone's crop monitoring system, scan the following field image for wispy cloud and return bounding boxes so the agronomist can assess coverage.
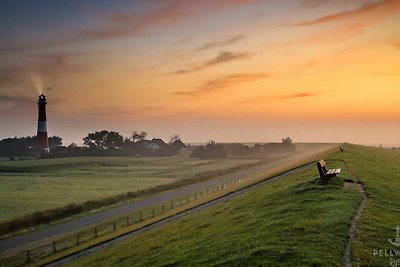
[299,0,349,9]
[205,51,250,66]
[0,95,31,104]
[391,40,400,49]
[291,0,400,27]
[281,92,315,99]
[0,1,257,53]
[0,51,102,93]
[166,51,252,75]
[0,95,37,113]
[284,0,400,44]
[79,3,189,41]
[236,92,315,104]
[195,35,246,51]
[173,72,269,96]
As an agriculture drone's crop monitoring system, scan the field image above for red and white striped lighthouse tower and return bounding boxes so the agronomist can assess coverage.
[37,93,49,151]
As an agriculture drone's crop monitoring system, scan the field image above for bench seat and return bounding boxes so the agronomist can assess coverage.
[326,168,341,175]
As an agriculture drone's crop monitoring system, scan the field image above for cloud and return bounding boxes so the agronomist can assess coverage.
[0,1,257,53]
[299,0,348,9]
[204,51,250,66]
[281,92,315,99]
[391,41,400,49]
[166,51,252,75]
[79,3,189,41]
[0,95,34,113]
[195,35,246,51]
[173,72,269,96]
[291,0,400,27]
[280,0,400,44]
[0,51,102,94]
[0,95,31,103]
[236,92,315,104]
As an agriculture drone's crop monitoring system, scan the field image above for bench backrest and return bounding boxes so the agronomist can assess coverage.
[317,160,328,178]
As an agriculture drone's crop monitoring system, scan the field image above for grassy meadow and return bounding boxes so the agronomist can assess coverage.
[65,145,400,267]
[0,151,281,222]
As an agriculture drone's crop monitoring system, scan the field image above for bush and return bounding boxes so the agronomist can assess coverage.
[191,143,227,159]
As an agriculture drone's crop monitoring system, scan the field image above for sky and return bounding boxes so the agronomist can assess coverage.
[0,0,399,145]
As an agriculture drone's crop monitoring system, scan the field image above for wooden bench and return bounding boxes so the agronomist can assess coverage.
[317,160,341,183]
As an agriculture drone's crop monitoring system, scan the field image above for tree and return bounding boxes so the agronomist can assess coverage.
[131,131,147,142]
[68,142,77,148]
[282,137,293,144]
[191,141,227,159]
[281,136,295,151]
[0,136,37,157]
[48,136,62,149]
[83,130,123,150]
[169,134,180,144]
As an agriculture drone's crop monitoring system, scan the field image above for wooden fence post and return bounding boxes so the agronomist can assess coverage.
[152,208,155,217]
[162,204,165,212]
[113,221,116,231]
[139,211,143,221]
[76,233,80,245]
[94,227,98,237]
[194,193,197,199]
[26,250,30,263]
[53,241,56,253]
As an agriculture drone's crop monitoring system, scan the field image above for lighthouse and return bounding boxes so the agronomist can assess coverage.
[37,93,49,152]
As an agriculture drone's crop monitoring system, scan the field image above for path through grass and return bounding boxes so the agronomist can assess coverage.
[335,145,400,266]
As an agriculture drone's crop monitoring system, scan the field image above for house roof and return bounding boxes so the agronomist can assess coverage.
[149,138,167,147]
[171,139,186,149]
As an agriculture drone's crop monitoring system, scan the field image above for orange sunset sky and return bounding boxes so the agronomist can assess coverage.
[0,0,399,145]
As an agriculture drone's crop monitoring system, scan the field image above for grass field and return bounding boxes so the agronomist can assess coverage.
[64,144,400,267]
[0,151,284,222]
[339,145,400,266]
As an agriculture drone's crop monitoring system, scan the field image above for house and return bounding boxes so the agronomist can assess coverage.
[171,139,187,151]
[146,138,167,152]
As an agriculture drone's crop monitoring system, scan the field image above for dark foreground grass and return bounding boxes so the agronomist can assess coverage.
[67,165,361,267]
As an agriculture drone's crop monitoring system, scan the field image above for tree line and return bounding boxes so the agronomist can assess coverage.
[0,130,185,158]
[0,130,295,160]
[190,137,295,159]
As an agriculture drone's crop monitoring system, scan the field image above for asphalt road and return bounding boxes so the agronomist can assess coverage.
[0,144,336,254]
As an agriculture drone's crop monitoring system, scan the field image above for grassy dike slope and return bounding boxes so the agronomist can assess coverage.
[340,145,400,266]
[67,150,362,266]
